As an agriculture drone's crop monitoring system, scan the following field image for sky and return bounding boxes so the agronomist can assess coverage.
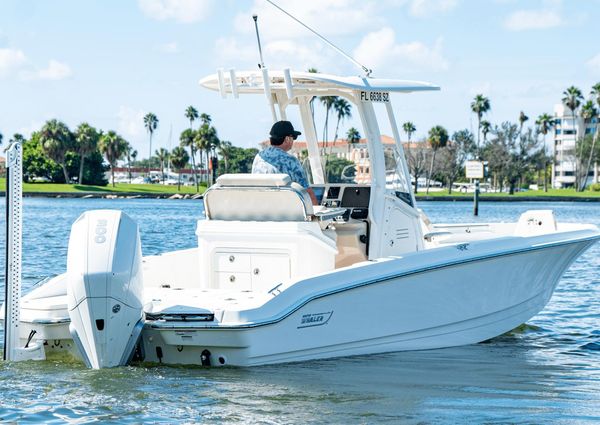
[1,0,599,158]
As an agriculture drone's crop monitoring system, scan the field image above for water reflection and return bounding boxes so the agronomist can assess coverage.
[0,198,599,423]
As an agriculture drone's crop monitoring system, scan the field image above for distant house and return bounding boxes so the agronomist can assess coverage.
[553,103,599,188]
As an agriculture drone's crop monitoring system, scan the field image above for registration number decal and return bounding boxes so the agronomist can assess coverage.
[360,91,390,103]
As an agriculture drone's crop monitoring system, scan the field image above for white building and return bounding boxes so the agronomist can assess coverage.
[553,104,599,188]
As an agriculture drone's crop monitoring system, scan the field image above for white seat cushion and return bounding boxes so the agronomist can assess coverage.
[216,173,291,187]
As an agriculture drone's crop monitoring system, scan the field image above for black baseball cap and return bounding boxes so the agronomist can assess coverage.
[270,121,301,140]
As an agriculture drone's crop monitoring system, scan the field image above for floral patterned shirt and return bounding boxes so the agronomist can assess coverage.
[252,146,310,188]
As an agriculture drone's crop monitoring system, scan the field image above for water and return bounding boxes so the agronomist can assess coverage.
[1,198,599,424]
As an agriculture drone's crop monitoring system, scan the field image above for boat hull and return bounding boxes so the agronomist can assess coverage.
[140,235,596,366]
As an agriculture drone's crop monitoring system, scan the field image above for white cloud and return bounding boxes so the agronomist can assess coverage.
[117,106,146,140]
[587,53,600,75]
[353,28,448,73]
[137,0,213,23]
[157,42,179,54]
[214,37,337,72]
[234,0,380,41]
[20,59,72,81]
[0,48,26,77]
[504,8,563,31]
[36,60,72,80]
[409,0,458,17]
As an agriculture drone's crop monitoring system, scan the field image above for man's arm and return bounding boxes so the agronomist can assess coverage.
[307,188,318,205]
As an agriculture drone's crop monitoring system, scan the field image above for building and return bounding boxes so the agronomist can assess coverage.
[553,104,599,188]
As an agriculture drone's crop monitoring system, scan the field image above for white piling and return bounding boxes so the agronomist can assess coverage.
[3,141,45,362]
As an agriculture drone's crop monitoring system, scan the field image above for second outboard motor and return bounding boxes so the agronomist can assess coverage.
[67,210,144,369]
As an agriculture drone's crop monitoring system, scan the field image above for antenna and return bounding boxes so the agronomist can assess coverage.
[252,14,265,69]
[265,0,372,77]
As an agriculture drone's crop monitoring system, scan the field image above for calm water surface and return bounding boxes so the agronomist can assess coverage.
[0,198,599,424]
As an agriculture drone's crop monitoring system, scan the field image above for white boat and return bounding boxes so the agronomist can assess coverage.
[2,69,599,368]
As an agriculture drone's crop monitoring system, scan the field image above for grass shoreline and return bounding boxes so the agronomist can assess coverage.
[1,180,599,201]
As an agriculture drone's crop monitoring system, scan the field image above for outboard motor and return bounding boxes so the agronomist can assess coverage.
[67,210,144,369]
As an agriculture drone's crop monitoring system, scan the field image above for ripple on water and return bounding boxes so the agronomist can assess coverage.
[0,199,599,423]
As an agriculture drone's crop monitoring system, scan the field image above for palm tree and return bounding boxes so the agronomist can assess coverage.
[99,131,128,187]
[332,98,352,146]
[589,83,600,187]
[471,94,491,148]
[200,113,211,126]
[0,132,3,146]
[402,122,416,143]
[185,106,199,130]
[579,100,598,191]
[143,112,159,175]
[74,123,100,185]
[170,146,190,191]
[39,119,74,183]
[155,147,169,182]
[320,96,337,152]
[426,125,449,194]
[217,140,233,174]
[481,120,491,144]
[346,127,361,154]
[184,106,199,185]
[125,144,136,183]
[536,113,555,192]
[518,111,529,135]
[180,128,198,190]
[562,86,583,116]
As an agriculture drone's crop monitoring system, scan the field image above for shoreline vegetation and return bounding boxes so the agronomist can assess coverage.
[2,179,600,201]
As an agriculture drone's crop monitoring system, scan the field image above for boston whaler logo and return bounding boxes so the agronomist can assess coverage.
[298,311,333,329]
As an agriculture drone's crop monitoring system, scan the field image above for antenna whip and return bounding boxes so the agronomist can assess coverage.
[265,0,372,77]
[252,14,265,69]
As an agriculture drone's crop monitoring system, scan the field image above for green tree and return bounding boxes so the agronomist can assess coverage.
[346,127,361,154]
[39,119,74,183]
[471,94,490,148]
[74,123,101,184]
[155,147,169,182]
[518,111,529,135]
[438,129,475,193]
[217,140,233,174]
[332,97,352,146]
[143,112,159,175]
[226,146,258,174]
[185,106,199,130]
[125,144,136,183]
[325,157,355,183]
[535,113,555,192]
[99,131,128,187]
[22,132,61,181]
[180,128,199,190]
[578,100,598,191]
[426,125,449,193]
[170,146,190,191]
[320,96,337,151]
[402,122,416,142]
[562,86,583,116]
[481,120,491,144]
